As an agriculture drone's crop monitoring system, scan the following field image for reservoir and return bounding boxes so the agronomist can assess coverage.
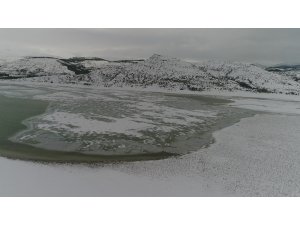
[0,83,254,163]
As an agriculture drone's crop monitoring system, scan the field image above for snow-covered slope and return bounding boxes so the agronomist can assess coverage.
[0,57,74,78]
[1,54,300,95]
[266,64,300,84]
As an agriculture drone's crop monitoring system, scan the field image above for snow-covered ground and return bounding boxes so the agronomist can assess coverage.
[1,86,300,196]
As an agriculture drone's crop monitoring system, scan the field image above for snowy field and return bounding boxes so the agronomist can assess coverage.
[0,83,300,196]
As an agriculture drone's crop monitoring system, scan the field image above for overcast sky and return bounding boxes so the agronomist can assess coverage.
[0,29,299,65]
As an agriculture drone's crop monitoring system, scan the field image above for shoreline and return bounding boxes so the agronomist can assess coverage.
[2,79,300,101]
[0,83,254,164]
[1,80,299,165]
[1,112,299,196]
[0,83,299,195]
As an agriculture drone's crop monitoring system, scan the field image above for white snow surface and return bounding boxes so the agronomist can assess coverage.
[0,57,74,77]
[37,111,156,137]
[36,106,212,138]
[1,89,300,196]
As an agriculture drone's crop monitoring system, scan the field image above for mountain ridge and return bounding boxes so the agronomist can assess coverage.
[0,54,299,95]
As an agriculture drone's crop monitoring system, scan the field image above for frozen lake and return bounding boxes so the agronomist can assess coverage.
[0,83,253,163]
[1,83,300,196]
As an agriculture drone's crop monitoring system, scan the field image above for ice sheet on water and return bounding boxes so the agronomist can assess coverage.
[37,111,156,137]
[11,87,226,155]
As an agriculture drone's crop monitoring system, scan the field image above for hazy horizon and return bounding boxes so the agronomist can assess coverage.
[0,29,300,66]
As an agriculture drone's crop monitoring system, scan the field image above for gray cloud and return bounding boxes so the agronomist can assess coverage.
[0,29,300,65]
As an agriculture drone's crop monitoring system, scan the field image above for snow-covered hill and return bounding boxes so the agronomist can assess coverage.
[1,54,300,95]
[0,57,74,78]
[266,64,300,84]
